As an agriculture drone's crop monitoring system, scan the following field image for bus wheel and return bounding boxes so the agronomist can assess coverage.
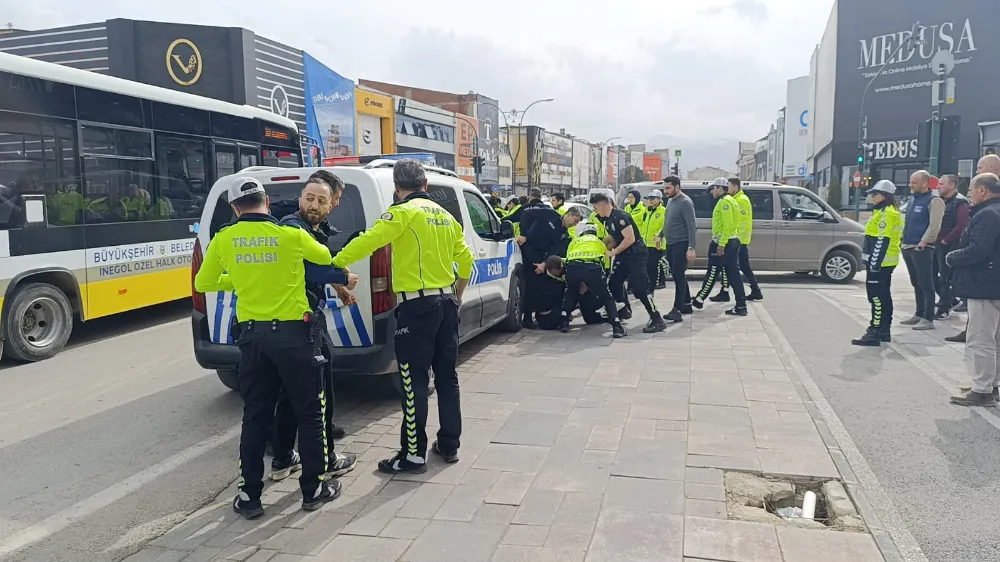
[4,283,74,362]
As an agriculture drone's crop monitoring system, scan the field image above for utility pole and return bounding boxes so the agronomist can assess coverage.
[928,49,957,176]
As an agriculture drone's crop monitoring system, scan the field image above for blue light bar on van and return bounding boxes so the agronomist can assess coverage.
[322,153,438,167]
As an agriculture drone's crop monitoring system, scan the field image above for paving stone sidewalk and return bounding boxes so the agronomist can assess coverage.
[129,296,888,562]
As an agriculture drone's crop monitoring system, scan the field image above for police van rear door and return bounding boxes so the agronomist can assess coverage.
[204,168,377,349]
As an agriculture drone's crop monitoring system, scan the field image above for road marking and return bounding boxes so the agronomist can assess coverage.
[756,302,928,562]
[0,423,241,559]
[813,290,1000,432]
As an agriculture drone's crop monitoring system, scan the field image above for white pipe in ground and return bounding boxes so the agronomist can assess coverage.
[801,491,817,520]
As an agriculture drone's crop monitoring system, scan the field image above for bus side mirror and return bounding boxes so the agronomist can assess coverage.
[499,220,514,240]
[22,194,47,227]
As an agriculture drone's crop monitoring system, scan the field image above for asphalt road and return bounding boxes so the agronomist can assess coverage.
[763,286,1000,562]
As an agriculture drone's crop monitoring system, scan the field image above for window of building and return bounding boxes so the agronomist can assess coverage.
[0,115,80,227]
[155,134,209,219]
[464,191,494,239]
[426,184,464,225]
[397,115,455,144]
[743,189,774,220]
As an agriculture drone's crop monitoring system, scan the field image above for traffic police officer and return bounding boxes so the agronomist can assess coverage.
[194,177,348,519]
[852,180,903,346]
[558,224,626,338]
[332,159,475,474]
[591,192,666,333]
[639,190,667,292]
[693,178,748,316]
[269,170,357,483]
[729,178,762,301]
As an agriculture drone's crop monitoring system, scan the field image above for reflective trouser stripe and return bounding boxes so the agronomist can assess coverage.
[319,384,328,479]
[697,265,718,301]
[872,297,882,327]
[400,363,418,455]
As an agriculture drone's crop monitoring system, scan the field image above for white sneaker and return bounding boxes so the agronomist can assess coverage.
[912,319,935,331]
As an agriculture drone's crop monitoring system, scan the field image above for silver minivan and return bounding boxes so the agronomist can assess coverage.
[617,181,866,283]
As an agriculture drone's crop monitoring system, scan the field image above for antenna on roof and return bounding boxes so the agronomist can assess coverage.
[5,23,13,30]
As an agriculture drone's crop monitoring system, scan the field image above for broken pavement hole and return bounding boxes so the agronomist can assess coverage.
[723,471,868,533]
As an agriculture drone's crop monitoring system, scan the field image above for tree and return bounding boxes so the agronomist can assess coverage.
[826,176,842,210]
[618,166,649,184]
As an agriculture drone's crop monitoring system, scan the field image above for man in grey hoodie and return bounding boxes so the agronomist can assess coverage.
[657,175,697,323]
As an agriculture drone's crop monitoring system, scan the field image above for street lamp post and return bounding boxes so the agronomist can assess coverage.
[854,21,922,220]
[506,98,554,194]
[596,136,620,190]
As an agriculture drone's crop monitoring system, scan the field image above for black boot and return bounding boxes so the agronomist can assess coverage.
[879,329,892,343]
[664,309,683,323]
[611,321,627,338]
[559,320,570,333]
[746,289,763,301]
[710,291,731,302]
[851,329,881,347]
[521,313,537,330]
[642,314,667,333]
[617,305,633,320]
[724,306,748,317]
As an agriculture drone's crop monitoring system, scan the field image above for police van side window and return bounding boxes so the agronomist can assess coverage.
[463,191,494,239]
[426,184,464,225]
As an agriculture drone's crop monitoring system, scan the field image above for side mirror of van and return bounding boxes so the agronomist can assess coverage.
[820,210,837,223]
[499,220,515,240]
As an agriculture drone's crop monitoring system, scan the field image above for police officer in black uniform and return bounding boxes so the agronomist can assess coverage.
[194,178,350,519]
[590,192,666,333]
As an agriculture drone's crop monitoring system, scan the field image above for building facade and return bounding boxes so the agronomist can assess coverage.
[783,76,810,184]
[737,142,756,180]
[809,0,996,207]
[393,95,457,171]
[358,80,500,189]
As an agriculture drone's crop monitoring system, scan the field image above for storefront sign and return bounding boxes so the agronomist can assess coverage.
[303,53,356,160]
[356,88,394,118]
[863,138,919,161]
[165,38,202,86]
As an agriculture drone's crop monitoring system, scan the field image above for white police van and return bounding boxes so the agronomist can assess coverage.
[191,160,524,390]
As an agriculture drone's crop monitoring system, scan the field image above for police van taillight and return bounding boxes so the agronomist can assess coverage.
[370,245,394,315]
[191,239,206,314]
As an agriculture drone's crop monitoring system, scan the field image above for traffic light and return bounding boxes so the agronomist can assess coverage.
[472,156,484,174]
[857,150,865,168]
[671,163,679,175]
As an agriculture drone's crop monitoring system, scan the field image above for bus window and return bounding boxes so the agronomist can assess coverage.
[214,144,238,180]
[239,145,258,170]
[0,114,79,227]
[262,148,301,168]
[82,158,155,224]
[155,134,208,219]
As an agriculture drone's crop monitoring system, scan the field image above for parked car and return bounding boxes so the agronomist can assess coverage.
[615,180,865,283]
[191,160,524,390]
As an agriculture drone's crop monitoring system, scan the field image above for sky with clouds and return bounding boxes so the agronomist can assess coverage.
[5,0,833,146]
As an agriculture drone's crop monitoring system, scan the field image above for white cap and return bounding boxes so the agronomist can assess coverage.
[646,189,663,199]
[228,177,266,203]
[709,177,729,188]
[867,179,896,195]
[580,223,598,235]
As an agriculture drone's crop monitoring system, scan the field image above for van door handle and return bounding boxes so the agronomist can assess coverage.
[478,248,487,256]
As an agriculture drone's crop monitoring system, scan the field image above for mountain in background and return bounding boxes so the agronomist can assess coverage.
[644,135,742,173]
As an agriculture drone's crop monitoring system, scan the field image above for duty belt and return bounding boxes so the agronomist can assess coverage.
[397,286,454,304]
[567,258,604,266]
[238,319,309,332]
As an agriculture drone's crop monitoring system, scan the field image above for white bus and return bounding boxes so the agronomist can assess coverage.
[0,52,303,361]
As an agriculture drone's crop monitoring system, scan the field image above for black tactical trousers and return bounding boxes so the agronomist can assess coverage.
[236,321,327,501]
[394,295,462,459]
[564,262,618,323]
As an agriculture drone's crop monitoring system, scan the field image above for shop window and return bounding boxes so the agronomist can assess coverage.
[155,134,209,219]
[0,115,79,227]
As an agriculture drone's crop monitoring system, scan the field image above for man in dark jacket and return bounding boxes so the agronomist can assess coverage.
[935,174,971,319]
[516,188,568,328]
[947,172,1000,408]
[269,170,358,481]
